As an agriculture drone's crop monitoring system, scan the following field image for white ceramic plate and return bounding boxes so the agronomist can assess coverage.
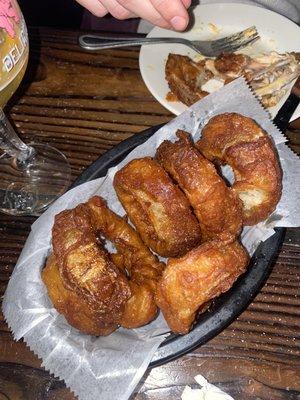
[139,3,300,120]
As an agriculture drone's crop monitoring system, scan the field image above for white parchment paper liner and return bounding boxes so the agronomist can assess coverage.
[3,78,300,400]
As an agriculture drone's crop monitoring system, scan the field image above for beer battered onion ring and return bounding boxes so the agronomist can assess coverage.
[156,130,242,242]
[113,157,201,257]
[42,254,118,336]
[86,196,164,329]
[156,240,249,334]
[196,113,282,225]
[44,196,164,335]
[48,203,130,335]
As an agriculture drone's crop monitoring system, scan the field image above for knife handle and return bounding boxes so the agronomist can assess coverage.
[274,77,300,133]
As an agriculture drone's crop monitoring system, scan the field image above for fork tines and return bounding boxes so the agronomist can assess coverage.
[212,26,259,53]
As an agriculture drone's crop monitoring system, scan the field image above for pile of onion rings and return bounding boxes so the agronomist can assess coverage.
[43,113,282,335]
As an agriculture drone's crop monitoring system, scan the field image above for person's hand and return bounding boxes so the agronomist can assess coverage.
[76,0,191,31]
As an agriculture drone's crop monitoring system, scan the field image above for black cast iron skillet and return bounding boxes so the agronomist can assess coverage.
[69,94,297,367]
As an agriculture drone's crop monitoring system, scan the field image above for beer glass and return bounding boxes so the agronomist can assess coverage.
[0,0,71,215]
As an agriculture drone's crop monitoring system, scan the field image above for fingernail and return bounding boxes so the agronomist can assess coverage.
[170,16,188,31]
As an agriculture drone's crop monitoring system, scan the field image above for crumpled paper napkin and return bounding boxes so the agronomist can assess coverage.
[182,375,235,400]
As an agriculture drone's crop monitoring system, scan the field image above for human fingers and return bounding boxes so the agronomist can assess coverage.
[181,0,192,9]
[100,0,136,19]
[75,0,108,17]
[117,0,172,29]
[150,0,190,30]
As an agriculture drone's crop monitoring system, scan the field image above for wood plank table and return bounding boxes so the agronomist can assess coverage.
[0,28,299,400]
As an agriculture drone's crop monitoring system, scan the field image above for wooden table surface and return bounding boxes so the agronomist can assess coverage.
[0,28,299,400]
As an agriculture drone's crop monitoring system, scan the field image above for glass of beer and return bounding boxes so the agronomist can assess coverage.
[0,0,71,215]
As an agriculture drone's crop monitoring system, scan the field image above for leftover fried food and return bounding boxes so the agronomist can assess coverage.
[165,52,300,108]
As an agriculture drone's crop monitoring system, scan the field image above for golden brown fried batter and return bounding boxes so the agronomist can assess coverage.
[214,53,249,74]
[113,157,201,257]
[196,113,282,225]
[42,254,118,336]
[197,112,265,160]
[46,196,165,333]
[156,131,242,242]
[165,53,249,107]
[156,240,249,334]
[52,204,131,325]
[165,54,210,106]
[166,52,299,108]
[87,196,165,329]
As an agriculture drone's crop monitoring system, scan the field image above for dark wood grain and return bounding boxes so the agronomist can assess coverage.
[0,27,299,400]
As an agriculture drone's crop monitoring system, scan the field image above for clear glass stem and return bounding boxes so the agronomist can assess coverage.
[0,109,35,163]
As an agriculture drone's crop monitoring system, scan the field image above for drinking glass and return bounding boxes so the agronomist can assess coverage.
[0,0,71,215]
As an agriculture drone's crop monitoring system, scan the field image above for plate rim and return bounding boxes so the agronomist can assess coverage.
[70,124,284,368]
[139,2,300,120]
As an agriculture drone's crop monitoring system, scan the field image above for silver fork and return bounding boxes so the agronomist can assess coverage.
[79,26,259,57]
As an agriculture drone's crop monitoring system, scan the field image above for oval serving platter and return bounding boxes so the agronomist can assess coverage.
[70,124,284,368]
